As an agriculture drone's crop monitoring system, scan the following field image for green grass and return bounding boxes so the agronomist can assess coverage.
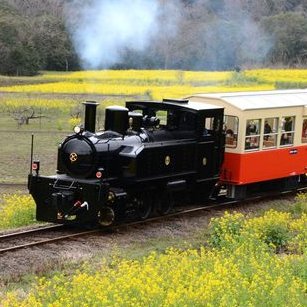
[0,129,67,183]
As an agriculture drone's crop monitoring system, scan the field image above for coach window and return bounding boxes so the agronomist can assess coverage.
[224,115,238,148]
[280,116,295,146]
[302,118,307,143]
[263,117,278,149]
[245,119,261,150]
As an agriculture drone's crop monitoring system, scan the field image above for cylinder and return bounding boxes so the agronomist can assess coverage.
[83,101,99,133]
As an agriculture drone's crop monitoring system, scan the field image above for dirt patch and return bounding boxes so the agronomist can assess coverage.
[0,184,28,195]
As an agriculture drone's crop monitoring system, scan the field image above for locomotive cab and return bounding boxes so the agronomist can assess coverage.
[123,99,225,200]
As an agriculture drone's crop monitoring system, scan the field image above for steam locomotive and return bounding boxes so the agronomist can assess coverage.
[28,99,225,226]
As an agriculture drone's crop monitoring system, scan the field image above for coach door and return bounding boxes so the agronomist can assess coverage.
[197,113,224,180]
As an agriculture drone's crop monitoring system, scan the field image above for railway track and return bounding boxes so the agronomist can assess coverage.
[0,224,99,254]
[0,187,305,255]
[0,183,27,187]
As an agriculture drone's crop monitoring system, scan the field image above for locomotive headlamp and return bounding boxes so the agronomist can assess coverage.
[73,125,83,134]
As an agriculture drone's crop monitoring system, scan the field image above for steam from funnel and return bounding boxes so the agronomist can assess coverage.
[65,0,161,69]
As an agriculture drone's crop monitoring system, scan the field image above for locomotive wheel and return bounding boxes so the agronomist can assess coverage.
[98,207,115,226]
[135,193,153,220]
[157,191,173,215]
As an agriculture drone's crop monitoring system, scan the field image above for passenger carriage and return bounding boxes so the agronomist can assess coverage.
[187,90,307,199]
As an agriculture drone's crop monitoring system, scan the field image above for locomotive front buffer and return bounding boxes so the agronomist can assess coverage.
[28,172,126,226]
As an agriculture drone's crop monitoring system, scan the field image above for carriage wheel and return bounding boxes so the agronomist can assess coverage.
[135,193,153,220]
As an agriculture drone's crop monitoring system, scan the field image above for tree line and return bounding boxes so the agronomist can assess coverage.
[0,0,307,75]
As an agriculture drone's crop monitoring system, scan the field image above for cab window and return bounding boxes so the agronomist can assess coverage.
[280,116,295,146]
[224,115,238,148]
[245,119,261,150]
[203,117,214,136]
[157,110,167,126]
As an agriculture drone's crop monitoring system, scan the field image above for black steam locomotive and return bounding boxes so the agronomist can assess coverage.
[28,99,225,226]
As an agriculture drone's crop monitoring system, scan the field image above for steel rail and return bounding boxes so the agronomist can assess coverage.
[0,224,65,240]
[0,229,100,253]
[0,187,305,254]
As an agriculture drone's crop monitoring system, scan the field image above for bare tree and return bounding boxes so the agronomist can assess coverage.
[10,107,46,128]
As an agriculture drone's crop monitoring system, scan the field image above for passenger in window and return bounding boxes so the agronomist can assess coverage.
[245,137,251,149]
[284,117,293,131]
[264,121,272,133]
[226,128,234,137]
[245,136,259,149]
[280,132,288,145]
[280,117,294,145]
[225,128,234,145]
[246,122,257,135]
[264,121,272,140]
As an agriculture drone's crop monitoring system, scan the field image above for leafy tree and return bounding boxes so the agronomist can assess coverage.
[262,12,307,65]
[1,0,307,73]
[0,0,78,75]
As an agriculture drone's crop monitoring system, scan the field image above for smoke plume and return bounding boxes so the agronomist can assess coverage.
[65,0,272,71]
[65,0,164,69]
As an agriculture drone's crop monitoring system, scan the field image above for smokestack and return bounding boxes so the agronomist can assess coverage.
[82,101,99,132]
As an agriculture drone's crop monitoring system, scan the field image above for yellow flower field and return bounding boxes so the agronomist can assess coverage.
[0,69,305,108]
[246,69,307,83]
[0,82,274,100]
[0,97,76,112]
[41,70,232,82]
[0,194,36,229]
[1,207,306,306]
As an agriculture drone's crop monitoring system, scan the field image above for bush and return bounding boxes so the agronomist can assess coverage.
[263,223,291,252]
[275,81,307,89]
[292,193,307,216]
[208,211,245,248]
[224,71,261,86]
[0,194,36,229]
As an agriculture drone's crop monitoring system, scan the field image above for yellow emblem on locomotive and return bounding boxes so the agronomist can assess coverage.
[69,152,78,163]
[165,155,171,166]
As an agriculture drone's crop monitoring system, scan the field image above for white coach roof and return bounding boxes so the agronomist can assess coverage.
[187,89,307,111]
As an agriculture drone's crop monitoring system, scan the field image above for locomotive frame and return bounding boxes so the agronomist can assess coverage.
[28,98,225,226]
